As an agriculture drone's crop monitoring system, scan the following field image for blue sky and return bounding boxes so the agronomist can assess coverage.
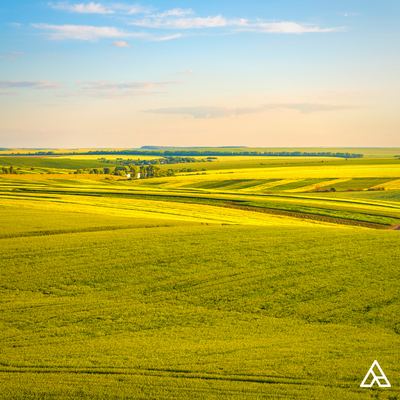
[0,1,399,147]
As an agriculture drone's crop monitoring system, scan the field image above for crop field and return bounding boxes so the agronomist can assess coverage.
[1,152,400,399]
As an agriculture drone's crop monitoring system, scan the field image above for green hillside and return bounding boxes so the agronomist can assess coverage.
[0,155,399,399]
[0,206,399,399]
[0,157,113,170]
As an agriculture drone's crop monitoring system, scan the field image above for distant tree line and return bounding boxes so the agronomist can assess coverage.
[6,150,364,158]
[0,164,202,177]
[97,156,214,166]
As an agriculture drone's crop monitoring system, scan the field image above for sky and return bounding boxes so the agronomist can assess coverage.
[0,0,399,148]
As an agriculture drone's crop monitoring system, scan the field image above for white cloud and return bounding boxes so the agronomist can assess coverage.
[130,15,246,29]
[129,9,344,34]
[31,23,146,41]
[112,40,130,47]
[0,80,63,89]
[9,23,22,27]
[153,33,182,41]
[113,40,131,47]
[0,56,17,60]
[9,51,24,55]
[142,103,355,118]
[252,21,345,34]
[49,2,114,14]
[49,2,153,15]
[32,23,186,42]
[152,8,194,18]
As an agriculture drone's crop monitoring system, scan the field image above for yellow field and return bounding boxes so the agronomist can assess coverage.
[0,192,341,228]
[374,178,400,189]
[288,178,351,192]
[129,164,400,193]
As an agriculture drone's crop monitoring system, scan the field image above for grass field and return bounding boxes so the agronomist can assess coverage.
[1,151,399,399]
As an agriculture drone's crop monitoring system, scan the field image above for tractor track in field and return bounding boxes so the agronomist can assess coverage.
[0,365,313,387]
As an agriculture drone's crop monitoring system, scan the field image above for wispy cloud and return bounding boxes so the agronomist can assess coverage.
[0,80,63,89]
[153,33,182,41]
[152,8,194,18]
[248,21,345,34]
[31,23,185,42]
[177,70,194,74]
[45,4,345,35]
[0,91,19,96]
[129,12,344,34]
[112,40,130,47]
[49,2,114,14]
[49,2,153,15]
[67,80,182,99]
[81,80,181,90]
[130,15,246,29]
[0,51,24,60]
[9,22,22,27]
[31,23,146,41]
[142,103,355,118]
[108,56,127,59]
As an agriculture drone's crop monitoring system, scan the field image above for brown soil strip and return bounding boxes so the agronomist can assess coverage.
[222,203,389,229]
[388,223,400,230]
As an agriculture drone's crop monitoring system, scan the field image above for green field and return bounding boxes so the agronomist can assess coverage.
[1,151,399,399]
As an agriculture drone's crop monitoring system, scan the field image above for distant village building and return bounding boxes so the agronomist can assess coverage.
[124,172,141,179]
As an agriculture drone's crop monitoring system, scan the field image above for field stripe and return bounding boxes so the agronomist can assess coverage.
[288,178,351,193]
[238,179,300,192]
[0,225,176,240]
[373,178,400,189]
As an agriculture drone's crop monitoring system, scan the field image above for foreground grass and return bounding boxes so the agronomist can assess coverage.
[0,205,399,399]
[1,159,400,399]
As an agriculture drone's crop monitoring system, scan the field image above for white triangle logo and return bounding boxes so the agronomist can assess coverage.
[360,360,391,388]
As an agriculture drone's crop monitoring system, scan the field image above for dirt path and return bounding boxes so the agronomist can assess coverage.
[388,223,400,230]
